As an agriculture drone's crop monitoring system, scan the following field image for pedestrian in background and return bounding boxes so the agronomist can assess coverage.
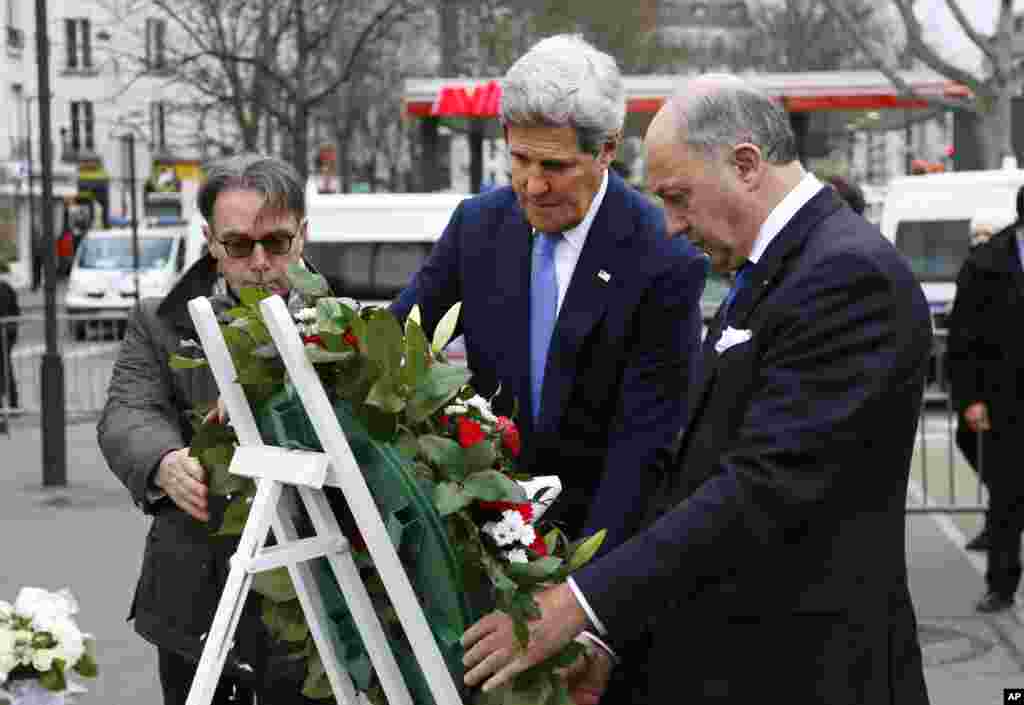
[824,175,867,216]
[947,185,1024,611]
[0,255,20,431]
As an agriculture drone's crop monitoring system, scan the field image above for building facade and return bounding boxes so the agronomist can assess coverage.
[0,0,208,288]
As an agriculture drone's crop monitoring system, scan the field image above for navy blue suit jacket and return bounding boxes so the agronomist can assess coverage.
[574,187,932,703]
[392,172,706,553]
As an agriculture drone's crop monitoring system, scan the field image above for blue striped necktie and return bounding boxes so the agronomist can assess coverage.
[723,261,752,322]
[530,232,560,421]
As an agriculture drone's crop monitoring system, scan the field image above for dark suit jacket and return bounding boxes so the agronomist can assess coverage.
[574,188,932,703]
[948,226,1024,483]
[392,172,707,552]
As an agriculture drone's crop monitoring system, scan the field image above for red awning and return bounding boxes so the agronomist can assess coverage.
[429,80,502,117]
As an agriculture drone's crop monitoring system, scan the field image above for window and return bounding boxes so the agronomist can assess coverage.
[70,100,95,152]
[6,0,23,49]
[150,101,167,152]
[65,17,92,69]
[894,219,970,283]
[145,18,166,70]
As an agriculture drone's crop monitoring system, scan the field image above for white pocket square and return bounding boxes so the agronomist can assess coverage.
[715,326,752,354]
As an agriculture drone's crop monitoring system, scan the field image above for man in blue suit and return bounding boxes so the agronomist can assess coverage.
[393,35,706,557]
[461,75,932,704]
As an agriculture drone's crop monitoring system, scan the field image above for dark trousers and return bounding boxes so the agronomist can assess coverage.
[979,430,1024,597]
[1,356,16,410]
[158,647,254,705]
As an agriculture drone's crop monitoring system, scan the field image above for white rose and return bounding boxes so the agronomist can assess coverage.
[32,648,55,673]
[0,629,15,658]
[0,601,12,622]
[13,588,51,620]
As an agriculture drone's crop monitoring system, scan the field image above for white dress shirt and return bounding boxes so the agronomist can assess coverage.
[539,169,609,312]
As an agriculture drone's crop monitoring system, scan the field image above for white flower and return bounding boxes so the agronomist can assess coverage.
[0,601,11,623]
[296,307,318,322]
[506,549,528,564]
[518,524,536,546]
[464,395,497,422]
[444,403,468,416]
[32,648,56,673]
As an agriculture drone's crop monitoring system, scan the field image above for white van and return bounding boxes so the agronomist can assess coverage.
[65,222,189,337]
[183,190,472,306]
[879,168,1024,321]
[301,190,471,305]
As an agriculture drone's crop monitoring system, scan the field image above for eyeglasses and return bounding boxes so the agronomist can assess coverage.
[215,218,304,259]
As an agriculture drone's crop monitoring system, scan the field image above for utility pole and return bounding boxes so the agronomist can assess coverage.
[121,134,140,300]
[36,0,66,486]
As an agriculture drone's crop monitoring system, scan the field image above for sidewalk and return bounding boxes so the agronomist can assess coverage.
[1,421,1023,703]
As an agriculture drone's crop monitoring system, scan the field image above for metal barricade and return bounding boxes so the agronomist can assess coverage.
[0,312,128,427]
[908,328,988,515]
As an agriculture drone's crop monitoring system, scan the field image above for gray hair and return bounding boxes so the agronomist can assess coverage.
[196,153,305,228]
[678,76,797,165]
[500,34,625,157]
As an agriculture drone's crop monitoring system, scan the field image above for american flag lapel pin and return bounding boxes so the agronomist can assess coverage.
[597,269,611,283]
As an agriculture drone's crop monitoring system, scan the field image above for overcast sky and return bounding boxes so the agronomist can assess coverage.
[916,0,1024,73]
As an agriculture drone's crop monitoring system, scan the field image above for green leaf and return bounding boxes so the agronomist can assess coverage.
[434,481,473,516]
[464,438,497,474]
[262,599,309,643]
[402,318,431,389]
[73,638,99,677]
[214,496,251,536]
[481,551,518,592]
[432,301,462,353]
[543,529,562,556]
[38,659,67,691]
[289,262,330,298]
[407,363,473,424]
[568,530,606,572]
[365,375,406,414]
[365,310,404,378]
[549,641,584,670]
[305,346,357,364]
[169,353,208,369]
[418,435,465,481]
[396,429,420,460]
[252,567,297,603]
[463,470,527,503]
[202,445,240,495]
[239,286,273,308]
[505,556,563,581]
[301,648,333,698]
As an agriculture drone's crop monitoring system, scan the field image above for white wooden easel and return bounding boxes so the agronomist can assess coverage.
[184,295,463,705]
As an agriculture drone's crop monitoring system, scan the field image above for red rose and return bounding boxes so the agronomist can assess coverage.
[457,417,486,448]
[342,327,359,350]
[477,500,533,523]
[303,334,325,348]
[496,416,521,457]
[529,532,548,557]
[437,414,450,427]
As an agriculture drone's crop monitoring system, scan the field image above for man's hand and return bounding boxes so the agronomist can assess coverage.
[561,640,613,705]
[964,402,990,433]
[155,448,209,522]
[462,582,588,692]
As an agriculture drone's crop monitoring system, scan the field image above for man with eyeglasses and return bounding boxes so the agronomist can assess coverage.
[99,154,325,704]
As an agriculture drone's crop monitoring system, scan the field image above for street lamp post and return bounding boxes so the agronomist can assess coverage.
[120,133,140,301]
[35,0,66,486]
[25,97,36,286]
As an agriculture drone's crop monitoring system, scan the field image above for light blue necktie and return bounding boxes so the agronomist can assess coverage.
[530,232,560,421]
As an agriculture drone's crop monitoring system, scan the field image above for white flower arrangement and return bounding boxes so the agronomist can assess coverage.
[0,588,97,694]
